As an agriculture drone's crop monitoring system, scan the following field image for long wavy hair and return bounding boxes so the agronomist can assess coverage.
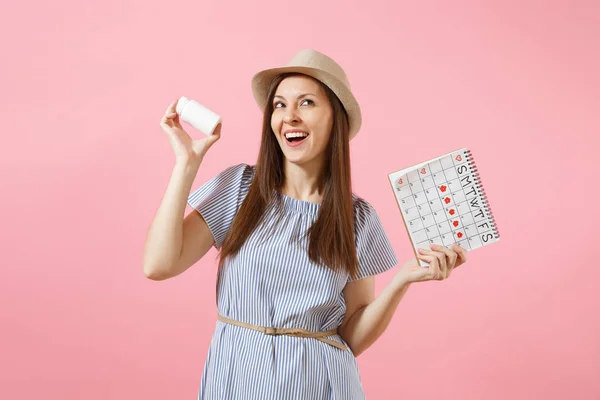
[217,73,360,280]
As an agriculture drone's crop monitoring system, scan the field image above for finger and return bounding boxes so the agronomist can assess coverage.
[165,101,175,115]
[161,108,181,127]
[205,132,221,146]
[212,123,222,136]
[212,132,221,140]
[436,251,448,278]
[161,113,174,123]
[451,244,468,266]
[164,99,180,115]
[160,116,176,130]
[417,253,441,280]
[419,248,447,275]
[430,244,458,269]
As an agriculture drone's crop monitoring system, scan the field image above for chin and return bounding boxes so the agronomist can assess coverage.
[283,153,306,165]
[278,139,323,166]
[283,152,320,168]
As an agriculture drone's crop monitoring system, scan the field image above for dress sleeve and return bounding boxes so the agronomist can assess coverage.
[187,163,253,249]
[348,199,399,282]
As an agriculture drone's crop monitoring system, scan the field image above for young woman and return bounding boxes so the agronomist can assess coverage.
[144,49,467,399]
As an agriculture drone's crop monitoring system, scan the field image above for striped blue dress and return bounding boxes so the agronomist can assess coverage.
[187,163,398,399]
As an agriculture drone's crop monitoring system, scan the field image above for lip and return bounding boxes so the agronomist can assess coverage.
[282,129,310,148]
[285,135,308,148]
[284,129,309,135]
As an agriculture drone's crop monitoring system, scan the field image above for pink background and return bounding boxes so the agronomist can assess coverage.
[1,0,598,399]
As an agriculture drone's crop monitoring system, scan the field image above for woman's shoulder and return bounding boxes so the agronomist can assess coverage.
[204,163,256,193]
[351,193,375,215]
[351,194,381,230]
[351,194,390,241]
[219,163,256,180]
[222,162,255,172]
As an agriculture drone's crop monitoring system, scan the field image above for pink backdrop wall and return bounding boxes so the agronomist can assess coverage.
[2,0,598,399]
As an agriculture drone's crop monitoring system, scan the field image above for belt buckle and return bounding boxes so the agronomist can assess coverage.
[264,327,278,335]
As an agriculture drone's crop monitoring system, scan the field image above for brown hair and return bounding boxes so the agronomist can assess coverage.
[217,73,360,279]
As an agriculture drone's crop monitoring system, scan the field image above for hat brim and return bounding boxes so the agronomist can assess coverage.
[251,66,362,139]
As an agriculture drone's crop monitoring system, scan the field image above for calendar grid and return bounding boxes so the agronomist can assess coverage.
[388,148,500,265]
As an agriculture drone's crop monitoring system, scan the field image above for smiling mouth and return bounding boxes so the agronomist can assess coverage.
[284,131,309,143]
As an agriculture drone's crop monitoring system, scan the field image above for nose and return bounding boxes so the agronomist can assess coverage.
[283,107,300,124]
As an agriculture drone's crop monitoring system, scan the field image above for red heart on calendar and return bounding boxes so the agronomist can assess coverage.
[449,209,455,215]
[440,185,447,192]
[420,168,426,174]
[444,197,451,204]
[397,178,403,185]
[456,155,462,161]
[457,232,463,238]
[453,220,459,227]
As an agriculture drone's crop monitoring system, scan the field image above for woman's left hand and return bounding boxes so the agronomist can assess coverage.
[395,243,468,284]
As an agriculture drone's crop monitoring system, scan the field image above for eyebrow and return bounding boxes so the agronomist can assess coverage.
[273,93,317,101]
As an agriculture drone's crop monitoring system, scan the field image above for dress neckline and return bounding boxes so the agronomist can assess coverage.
[275,190,321,216]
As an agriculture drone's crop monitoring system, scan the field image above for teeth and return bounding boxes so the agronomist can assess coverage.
[285,131,309,139]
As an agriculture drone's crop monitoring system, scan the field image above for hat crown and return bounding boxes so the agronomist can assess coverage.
[251,49,362,139]
[286,49,350,88]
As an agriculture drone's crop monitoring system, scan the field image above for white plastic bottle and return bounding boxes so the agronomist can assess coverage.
[175,96,222,135]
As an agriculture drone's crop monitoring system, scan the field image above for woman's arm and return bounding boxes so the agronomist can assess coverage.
[143,160,214,280]
[338,274,411,357]
[144,99,223,280]
[338,244,467,356]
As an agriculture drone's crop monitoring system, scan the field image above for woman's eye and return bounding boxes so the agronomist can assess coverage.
[274,99,312,108]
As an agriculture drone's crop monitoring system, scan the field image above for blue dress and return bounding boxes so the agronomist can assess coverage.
[187,163,398,399]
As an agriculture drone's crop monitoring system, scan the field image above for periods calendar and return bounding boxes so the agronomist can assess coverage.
[388,148,500,266]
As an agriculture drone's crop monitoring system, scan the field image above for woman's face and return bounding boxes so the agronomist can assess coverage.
[271,75,333,167]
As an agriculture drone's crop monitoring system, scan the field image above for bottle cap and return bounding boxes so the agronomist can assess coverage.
[175,95,222,135]
[175,96,190,115]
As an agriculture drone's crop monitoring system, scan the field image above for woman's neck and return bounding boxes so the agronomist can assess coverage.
[281,159,325,203]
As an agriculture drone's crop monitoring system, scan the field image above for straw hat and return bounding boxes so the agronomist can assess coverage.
[251,49,362,140]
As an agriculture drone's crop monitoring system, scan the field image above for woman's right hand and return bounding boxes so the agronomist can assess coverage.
[160,99,221,165]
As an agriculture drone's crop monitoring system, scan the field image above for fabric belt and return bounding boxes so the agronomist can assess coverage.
[217,314,348,351]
